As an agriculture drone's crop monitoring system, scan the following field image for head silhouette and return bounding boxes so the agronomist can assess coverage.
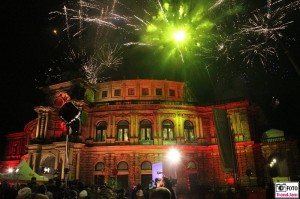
[150,187,171,199]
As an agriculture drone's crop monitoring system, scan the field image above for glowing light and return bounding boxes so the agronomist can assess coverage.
[166,148,181,164]
[173,30,186,42]
[269,158,277,167]
[8,168,13,173]
[44,167,50,173]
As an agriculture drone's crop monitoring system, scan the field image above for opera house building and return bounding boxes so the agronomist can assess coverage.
[0,78,299,193]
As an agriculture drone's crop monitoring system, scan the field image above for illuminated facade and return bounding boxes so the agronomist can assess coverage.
[1,79,299,192]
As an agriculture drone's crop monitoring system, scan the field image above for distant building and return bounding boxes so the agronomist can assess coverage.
[0,79,299,192]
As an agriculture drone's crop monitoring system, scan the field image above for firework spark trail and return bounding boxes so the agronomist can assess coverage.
[83,58,99,84]
[157,0,168,22]
[49,0,300,83]
[133,15,149,26]
[63,5,71,44]
[241,0,300,35]
[238,0,300,66]
[176,44,185,63]
[47,0,132,84]
[267,0,272,18]
[62,0,234,65]
[81,18,119,29]
[124,42,152,46]
[53,0,130,39]
[72,7,117,30]
[78,0,84,39]
[99,44,123,68]
[213,24,240,63]
[80,43,123,83]
[83,44,123,84]
[208,0,225,11]
[240,42,277,66]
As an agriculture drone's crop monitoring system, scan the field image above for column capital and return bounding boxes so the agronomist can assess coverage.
[34,106,56,113]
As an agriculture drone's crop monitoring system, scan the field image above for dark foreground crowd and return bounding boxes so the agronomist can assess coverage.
[0,176,178,199]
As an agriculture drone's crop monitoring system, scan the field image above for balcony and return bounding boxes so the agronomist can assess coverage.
[162,140,177,145]
[139,140,154,145]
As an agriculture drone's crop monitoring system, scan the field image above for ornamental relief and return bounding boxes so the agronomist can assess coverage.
[115,113,130,118]
[137,113,154,117]
[137,116,154,122]
[115,155,127,164]
[160,113,176,118]
[95,114,109,118]
[183,114,196,118]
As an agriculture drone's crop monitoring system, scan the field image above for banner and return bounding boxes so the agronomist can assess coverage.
[152,162,163,188]
[213,108,237,173]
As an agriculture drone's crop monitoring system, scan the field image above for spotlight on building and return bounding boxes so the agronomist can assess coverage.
[59,101,80,134]
[59,102,80,125]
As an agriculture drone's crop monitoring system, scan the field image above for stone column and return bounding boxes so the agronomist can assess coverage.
[196,115,203,138]
[112,114,116,138]
[35,114,41,139]
[34,106,55,139]
[107,114,112,138]
[153,111,157,138]
[76,152,81,180]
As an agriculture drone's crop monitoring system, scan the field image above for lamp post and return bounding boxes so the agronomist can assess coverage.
[58,101,81,191]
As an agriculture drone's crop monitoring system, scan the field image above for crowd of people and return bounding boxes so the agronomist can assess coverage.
[0,176,177,199]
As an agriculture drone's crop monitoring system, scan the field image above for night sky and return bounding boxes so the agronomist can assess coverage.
[1,0,300,156]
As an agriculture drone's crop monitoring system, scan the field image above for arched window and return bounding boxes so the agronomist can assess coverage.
[95,162,105,171]
[118,161,129,170]
[141,161,152,170]
[117,120,129,141]
[140,120,152,140]
[162,120,174,140]
[184,121,195,141]
[96,122,107,142]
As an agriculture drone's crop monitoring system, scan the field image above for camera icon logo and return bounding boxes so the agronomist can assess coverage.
[276,183,287,192]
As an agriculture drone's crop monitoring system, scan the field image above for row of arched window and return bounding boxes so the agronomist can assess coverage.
[95,120,195,142]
